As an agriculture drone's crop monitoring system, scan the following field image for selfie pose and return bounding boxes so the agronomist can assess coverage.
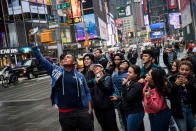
[169,60,196,131]
[88,64,119,131]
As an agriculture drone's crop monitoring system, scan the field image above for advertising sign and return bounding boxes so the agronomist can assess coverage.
[116,6,126,17]
[191,0,196,40]
[7,0,22,15]
[151,31,165,39]
[82,0,93,14]
[71,0,81,18]
[98,18,107,40]
[168,13,180,29]
[180,0,190,11]
[76,14,97,41]
[114,19,122,25]
[150,22,165,30]
[168,0,178,9]
[144,15,149,25]
[143,0,147,14]
[181,3,192,28]
[45,0,52,5]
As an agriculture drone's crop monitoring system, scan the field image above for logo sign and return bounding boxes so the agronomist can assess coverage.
[0,48,19,55]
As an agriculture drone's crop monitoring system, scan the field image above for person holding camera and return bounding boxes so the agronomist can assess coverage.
[88,64,119,131]
[168,60,196,131]
[28,29,92,131]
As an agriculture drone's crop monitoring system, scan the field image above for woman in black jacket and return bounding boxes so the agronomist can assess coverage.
[169,60,196,131]
[88,63,119,131]
[121,65,144,131]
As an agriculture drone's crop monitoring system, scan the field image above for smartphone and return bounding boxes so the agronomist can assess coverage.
[177,75,183,78]
[31,27,39,35]
[97,73,101,80]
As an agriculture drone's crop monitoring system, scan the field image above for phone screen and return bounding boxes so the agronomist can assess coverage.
[31,27,38,35]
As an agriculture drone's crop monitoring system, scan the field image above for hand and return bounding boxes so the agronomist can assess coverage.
[28,29,35,44]
[175,77,182,86]
[107,62,112,67]
[138,78,144,83]
[181,77,189,86]
[122,78,128,86]
[110,96,118,101]
[145,88,151,97]
[88,108,92,115]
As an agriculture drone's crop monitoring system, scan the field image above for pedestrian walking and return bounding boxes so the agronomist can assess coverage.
[143,68,171,131]
[29,30,92,131]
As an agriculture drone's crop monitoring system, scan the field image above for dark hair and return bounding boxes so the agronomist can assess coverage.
[60,54,76,62]
[129,65,141,78]
[82,54,95,74]
[151,68,170,97]
[83,54,95,63]
[60,54,65,61]
[114,53,124,61]
[172,59,180,73]
[110,53,125,72]
[179,60,192,71]
[127,65,141,88]
[142,49,154,57]
[96,49,102,54]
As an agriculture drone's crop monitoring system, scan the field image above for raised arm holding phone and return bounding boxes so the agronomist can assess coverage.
[28,29,92,131]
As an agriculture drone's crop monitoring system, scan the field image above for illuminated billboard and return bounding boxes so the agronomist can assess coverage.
[144,15,149,25]
[168,13,180,29]
[76,14,97,41]
[71,0,81,18]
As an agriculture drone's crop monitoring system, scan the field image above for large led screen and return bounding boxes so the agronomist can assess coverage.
[168,13,180,29]
[76,14,97,41]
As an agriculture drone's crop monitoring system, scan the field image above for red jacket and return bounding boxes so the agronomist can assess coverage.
[143,83,168,114]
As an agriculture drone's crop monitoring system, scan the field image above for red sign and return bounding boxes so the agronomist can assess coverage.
[114,19,122,25]
[168,0,178,9]
[143,0,147,14]
[71,0,81,18]
[180,0,190,11]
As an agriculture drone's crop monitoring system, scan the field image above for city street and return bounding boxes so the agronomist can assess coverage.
[0,50,186,131]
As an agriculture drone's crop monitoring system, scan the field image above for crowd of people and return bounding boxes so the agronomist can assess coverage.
[29,30,196,131]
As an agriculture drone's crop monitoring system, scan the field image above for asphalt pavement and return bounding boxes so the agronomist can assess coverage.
[0,50,187,131]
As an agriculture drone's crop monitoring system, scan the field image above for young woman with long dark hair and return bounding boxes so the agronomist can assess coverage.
[144,68,171,131]
[121,65,144,131]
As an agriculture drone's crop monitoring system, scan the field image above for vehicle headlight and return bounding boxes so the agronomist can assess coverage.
[23,68,27,73]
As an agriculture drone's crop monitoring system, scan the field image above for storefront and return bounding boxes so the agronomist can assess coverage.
[0,48,20,68]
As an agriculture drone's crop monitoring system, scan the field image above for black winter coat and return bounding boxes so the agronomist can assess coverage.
[88,75,114,109]
[168,74,196,118]
[121,81,144,115]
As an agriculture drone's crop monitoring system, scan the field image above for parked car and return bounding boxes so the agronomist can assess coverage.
[14,58,54,79]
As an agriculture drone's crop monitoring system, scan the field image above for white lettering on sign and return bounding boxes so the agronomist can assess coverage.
[0,49,18,55]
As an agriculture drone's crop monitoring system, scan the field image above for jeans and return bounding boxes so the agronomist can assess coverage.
[59,108,92,131]
[94,108,118,131]
[149,108,171,131]
[174,104,195,131]
[127,111,144,131]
